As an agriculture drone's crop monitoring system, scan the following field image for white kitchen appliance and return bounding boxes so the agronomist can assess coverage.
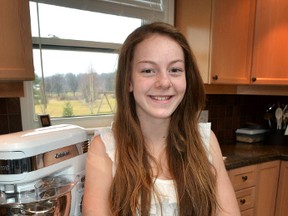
[0,124,88,215]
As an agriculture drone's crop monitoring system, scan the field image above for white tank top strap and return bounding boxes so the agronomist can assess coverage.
[94,127,117,175]
[198,122,212,162]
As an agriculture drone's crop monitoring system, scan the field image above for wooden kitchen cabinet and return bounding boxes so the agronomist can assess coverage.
[235,187,256,213]
[251,0,288,85]
[0,0,34,81]
[229,164,257,191]
[175,0,212,83]
[229,161,281,216]
[229,164,257,214]
[255,160,280,216]
[210,0,256,84]
[275,161,288,216]
[176,0,288,86]
[175,0,256,84]
[240,208,254,216]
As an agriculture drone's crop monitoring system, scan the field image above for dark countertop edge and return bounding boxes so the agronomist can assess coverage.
[225,155,281,170]
[221,143,288,170]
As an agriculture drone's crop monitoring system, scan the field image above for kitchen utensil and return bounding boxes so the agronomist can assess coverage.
[283,105,287,113]
[265,104,276,129]
[264,112,273,128]
[275,107,283,129]
[266,104,275,112]
[283,107,288,131]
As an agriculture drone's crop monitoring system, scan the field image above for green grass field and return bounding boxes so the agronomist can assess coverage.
[35,97,116,117]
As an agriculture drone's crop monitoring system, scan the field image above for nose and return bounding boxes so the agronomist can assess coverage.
[155,72,172,88]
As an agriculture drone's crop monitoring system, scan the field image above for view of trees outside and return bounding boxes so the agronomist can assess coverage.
[30,2,141,118]
[33,70,116,118]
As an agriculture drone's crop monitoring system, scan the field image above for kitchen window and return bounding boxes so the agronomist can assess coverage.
[21,0,174,130]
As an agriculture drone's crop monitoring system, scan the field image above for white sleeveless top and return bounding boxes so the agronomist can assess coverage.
[94,123,212,216]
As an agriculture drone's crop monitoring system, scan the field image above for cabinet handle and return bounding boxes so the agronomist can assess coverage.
[242,175,248,181]
[212,75,218,80]
[252,77,257,82]
[240,199,246,205]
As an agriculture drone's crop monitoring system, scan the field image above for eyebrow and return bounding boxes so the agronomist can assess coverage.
[136,59,184,65]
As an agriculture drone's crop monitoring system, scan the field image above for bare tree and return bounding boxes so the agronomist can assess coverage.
[79,66,99,114]
[51,74,65,97]
[65,73,78,97]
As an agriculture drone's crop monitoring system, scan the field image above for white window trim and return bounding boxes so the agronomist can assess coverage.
[32,38,122,50]
[21,81,114,130]
[21,0,174,130]
[31,0,174,23]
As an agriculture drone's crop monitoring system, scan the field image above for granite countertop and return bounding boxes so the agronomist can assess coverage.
[221,143,288,170]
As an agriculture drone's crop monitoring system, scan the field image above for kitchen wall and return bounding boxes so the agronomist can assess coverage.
[0,95,287,145]
[0,98,22,135]
[206,94,288,144]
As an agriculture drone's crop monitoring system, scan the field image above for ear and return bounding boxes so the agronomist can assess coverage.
[129,81,133,92]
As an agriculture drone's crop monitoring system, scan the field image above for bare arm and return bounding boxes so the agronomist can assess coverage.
[82,135,113,216]
[209,131,241,216]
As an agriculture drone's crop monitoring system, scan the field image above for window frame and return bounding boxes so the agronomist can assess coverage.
[21,0,175,130]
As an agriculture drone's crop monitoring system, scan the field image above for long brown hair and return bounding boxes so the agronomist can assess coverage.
[112,22,217,215]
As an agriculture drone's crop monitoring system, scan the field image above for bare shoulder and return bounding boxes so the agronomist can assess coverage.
[85,133,113,182]
[209,130,224,168]
[82,134,113,215]
[88,134,108,157]
[209,130,241,215]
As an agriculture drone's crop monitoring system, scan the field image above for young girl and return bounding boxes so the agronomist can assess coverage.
[82,22,240,216]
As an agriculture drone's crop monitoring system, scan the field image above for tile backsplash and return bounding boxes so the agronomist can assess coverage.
[205,94,288,144]
[0,98,22,135]
[0,95,287,145]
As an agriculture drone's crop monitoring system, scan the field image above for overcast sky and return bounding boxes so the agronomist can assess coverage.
[29,2,141,76]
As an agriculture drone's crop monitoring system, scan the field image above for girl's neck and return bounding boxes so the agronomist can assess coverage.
[138,116,172,179]
[139,117,170,146]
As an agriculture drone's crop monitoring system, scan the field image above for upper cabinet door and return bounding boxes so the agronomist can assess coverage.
[210,0,256,84]
[175,0,256,85]
[0,0,34,81]
[251,0,288,85]
[175,0,212,84]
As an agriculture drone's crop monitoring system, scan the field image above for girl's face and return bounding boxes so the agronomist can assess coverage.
[130,34,186,121]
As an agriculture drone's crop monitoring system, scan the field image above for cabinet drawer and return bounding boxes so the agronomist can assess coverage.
[235,187,256,212]
[229,164,257,190]
[241,208,254,216]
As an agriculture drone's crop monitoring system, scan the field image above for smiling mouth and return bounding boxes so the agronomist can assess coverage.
[150,96,172,101]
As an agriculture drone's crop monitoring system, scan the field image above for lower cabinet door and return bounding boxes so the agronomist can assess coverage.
[255,160,280,216]
[241,208,254,216]
[275,161,288,216]
[235,187,256,212]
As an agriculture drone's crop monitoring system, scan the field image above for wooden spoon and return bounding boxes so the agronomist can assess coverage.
[275,107,283,129]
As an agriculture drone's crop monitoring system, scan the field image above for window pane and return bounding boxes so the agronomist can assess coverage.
[29,1,143,119]
[30,2,142,43]
[33,49,117,117]
[33,49,118,76]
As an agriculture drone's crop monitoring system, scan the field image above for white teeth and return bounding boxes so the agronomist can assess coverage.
[152,96,170,101]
